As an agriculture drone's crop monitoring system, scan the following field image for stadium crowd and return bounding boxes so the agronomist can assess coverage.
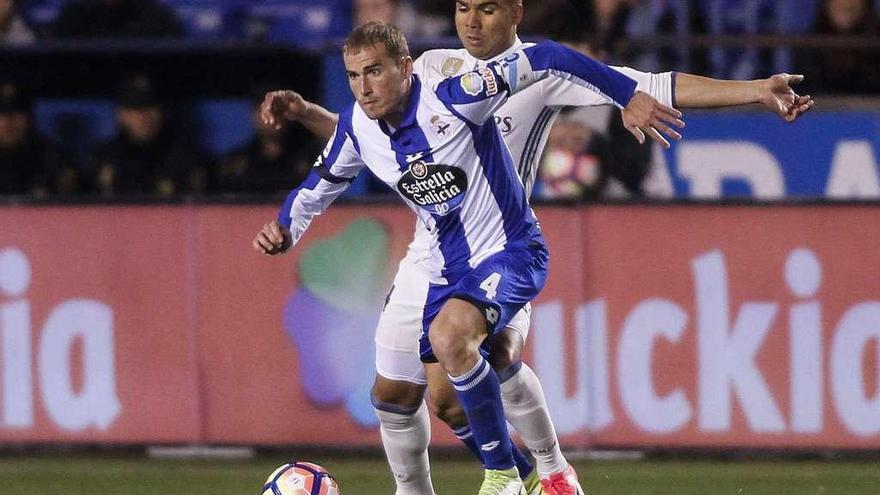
[0,0,877,199]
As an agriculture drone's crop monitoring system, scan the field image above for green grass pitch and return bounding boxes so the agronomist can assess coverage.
[1,454,877,494]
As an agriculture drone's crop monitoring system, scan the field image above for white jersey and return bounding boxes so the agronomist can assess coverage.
[402,38,675,261]
[278,40,643,284]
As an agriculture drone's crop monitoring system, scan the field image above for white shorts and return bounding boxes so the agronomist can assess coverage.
[374,253,531,385]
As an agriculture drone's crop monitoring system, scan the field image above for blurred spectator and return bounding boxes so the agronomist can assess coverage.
[536,105,657,201]
[398,0,455,38]
[516,0,665,55]
[535,109,614,202]
[800,0,880,94]
[537,39,654,201]
[598,0,708,74]
[216,87,317,196]
[90,76,207,198]
[519,0,597,41]
[355,0,397,25]
[53,0,183,39]
[355,0,451,38]
[0,81,81,197]
[0,0,34,45]
[603,105,654,196]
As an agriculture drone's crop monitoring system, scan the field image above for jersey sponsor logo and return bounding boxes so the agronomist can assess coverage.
[494,115,513,133]
[478,66,498,96]
[441,57,465,77]
[397,163,468,216]
[460,72,484,96]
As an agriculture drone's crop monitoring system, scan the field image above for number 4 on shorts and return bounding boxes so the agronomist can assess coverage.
[480,272,502,300]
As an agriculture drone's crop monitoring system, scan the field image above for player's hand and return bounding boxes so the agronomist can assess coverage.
[261,90,310,130]
[758,73,814,123]
[621,91,686,149]
[253,220,293,255]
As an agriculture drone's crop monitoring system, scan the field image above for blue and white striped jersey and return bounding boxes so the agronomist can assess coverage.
[413,38,675,199]
[278,41,640,284]
[399,39,674,264]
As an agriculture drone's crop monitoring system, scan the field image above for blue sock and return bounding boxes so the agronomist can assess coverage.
[453,426,534,480]
[449,357,514,470]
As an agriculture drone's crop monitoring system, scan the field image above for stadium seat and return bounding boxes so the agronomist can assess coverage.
[162,0,247,39]
[192,98,254,157]
[33,99,117,162]
[699,0,777,79]
[245,0,351,47]
[772,0,820,74]
[624,0,693,73]
[21,0,67,34]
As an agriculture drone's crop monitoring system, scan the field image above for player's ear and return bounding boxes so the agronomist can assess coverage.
[401,56,414,79]
[511,1,523,24]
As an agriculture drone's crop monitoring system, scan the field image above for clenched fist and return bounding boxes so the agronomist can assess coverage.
[253,220,293,255]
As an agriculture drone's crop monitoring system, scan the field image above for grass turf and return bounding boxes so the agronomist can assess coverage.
[0,455,878,494]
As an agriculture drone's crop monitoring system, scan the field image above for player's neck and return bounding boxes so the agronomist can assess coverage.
[472,36,518,62]
[383,76,413,128]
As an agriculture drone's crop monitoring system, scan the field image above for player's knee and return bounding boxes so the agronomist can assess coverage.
[428,327,469,366]
[429,300,485,365]
[371,375,425,411]
[487,327,524,371]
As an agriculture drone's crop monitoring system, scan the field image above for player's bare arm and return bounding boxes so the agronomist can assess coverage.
[252,220,292,256]
[621,91,686,149]
[260,90,339,140]
[674,73,814,122]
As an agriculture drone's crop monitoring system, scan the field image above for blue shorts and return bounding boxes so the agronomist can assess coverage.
[418,242,549,363]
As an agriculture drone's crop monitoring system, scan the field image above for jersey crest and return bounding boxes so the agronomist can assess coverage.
[430,115,452,136]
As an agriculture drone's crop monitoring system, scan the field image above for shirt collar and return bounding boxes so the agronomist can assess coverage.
[379,74,422,136]
[465,36,525,69]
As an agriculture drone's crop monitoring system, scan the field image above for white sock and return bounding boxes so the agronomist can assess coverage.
[500,363,568,477]
[374,401,435,495]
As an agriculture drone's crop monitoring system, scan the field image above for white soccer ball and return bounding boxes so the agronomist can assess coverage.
[261,461,341,495]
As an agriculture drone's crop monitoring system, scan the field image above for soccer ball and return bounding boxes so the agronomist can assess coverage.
[261,461,341,495]
[538,149,600,200]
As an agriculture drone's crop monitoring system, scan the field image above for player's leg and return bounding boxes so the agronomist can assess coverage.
[373,259,437,495]
[424,313,569,495]
[374,254,530,494]
[488,322,584,495]
[371,373,433,495]
[423,243,549,494]
[423,362,537,489]
[429,297,522,493]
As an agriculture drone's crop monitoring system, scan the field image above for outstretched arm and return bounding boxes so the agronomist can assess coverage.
[674,73,814,122]
[261,90,339,141]
[437,40,685,148]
